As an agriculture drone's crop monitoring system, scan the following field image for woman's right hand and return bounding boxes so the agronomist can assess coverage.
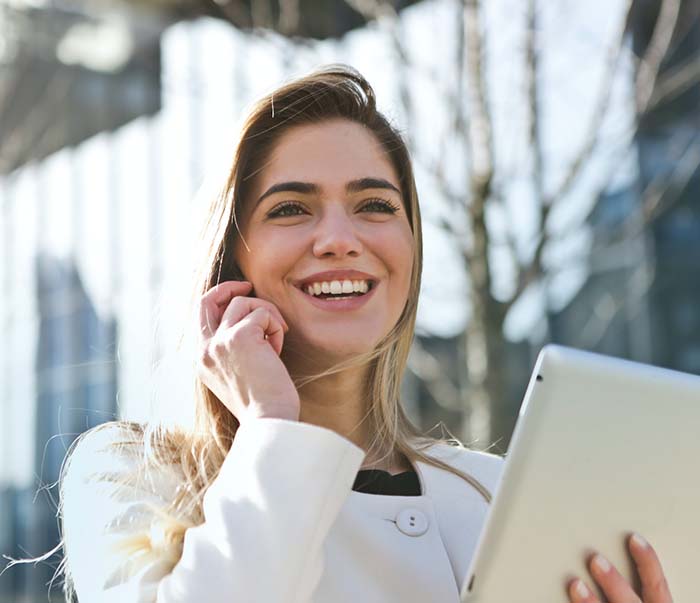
[197,280,300,424]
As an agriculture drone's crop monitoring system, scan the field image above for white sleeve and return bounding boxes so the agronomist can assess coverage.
[62,418,366,603]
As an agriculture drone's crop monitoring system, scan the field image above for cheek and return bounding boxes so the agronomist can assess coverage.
[381,227,414,301]
[241,249,303,310]
[247,250,285,285]
[389,224,414,273]
[238,229,293,280]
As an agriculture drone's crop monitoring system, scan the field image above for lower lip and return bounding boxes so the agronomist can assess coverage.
[295,283,378,311]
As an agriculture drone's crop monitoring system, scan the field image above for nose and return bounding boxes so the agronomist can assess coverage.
[312,207,363,258]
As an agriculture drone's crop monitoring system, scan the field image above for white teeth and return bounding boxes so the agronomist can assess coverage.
[302,278,373,297]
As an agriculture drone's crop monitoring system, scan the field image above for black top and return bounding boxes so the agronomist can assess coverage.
[352,468,421,496]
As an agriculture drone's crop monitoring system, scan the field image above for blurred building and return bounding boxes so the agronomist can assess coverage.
[551,1,700,375]
[1,1,161,597]
[0,2,163,174]
[635,1,700,373]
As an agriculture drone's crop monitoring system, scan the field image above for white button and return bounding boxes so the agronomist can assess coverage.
[395,508,428,536]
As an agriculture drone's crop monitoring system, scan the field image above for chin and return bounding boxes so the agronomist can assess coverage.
[320,338,377,357]
[297,330,384,361]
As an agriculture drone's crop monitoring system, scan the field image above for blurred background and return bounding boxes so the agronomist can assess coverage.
[1,0,699,599]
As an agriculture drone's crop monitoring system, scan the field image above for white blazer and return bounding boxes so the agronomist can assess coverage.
[62,418,504,603]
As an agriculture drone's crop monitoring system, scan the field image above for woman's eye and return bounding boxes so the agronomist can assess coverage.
[267,198,400,219]
[360,198,400,214]
[267,202,306,218]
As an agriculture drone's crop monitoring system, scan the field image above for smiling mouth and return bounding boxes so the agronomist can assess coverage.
[298,280,376,300]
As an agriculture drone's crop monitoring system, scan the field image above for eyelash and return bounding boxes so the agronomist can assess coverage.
[267,198,401,219]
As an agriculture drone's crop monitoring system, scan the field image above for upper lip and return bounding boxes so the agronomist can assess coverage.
[294,270,378,289]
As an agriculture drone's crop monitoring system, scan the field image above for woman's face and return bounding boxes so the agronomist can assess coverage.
[234,118,414,362]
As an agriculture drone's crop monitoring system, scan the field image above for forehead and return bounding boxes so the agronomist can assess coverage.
[253,119,399,195]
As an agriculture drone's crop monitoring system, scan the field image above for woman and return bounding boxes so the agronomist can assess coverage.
[59,65,672,603]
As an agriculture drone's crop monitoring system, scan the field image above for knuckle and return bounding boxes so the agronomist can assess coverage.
[249,306,270,320]
[232,294,249,305]
[201,286,218,301]
[257,299,276,313]
[198,347,215,370]
[227,296,247,314]
[251,298,281,318]
[212,337,230,355]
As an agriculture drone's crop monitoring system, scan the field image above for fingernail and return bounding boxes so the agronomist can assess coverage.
[593,554,611,573]
[631,533,649,549]
[575,580,590,598]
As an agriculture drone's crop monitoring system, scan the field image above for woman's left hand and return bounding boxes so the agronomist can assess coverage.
[567,533,673,602]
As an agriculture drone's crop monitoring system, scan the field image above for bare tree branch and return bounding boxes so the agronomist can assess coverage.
[640,136,700,223]
[506,0,548,310]
[579,131,699,249]
[544,132,700,278]
[635,0,682,113]
[574,260,656,350]
[544,0,633,209]
[506,0,634,308]
[647,51,700,111]
[463,0,494,203]
[432,0,470,214]
[462,0,494,297]
[525,0,543,206]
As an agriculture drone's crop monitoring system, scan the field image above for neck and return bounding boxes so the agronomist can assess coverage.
[282,353,402,472]
[295,364,371,449]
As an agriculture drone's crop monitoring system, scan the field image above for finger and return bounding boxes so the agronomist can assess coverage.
[199,281,253,340]
[588,553,641,603]
[220,296,288,334]
[567,578,599,602]
[628,533,673,603]
[250,297,289,332]
[237,307,285,355]
[208,280,254,305]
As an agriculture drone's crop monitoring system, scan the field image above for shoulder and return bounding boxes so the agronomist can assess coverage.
[422,439,505,470]
[61,423,190,595]
[62,420,184,508]
[66,420,145,458]
[418,440,505,496]
[64,421,140,480]
[63,421,145,488]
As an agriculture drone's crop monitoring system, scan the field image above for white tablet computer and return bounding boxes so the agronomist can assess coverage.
[460,344,700,603]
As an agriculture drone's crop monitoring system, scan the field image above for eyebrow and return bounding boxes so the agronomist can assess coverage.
[255,177,402,208]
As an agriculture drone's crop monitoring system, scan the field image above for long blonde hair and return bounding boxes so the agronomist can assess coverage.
[49,64,497,600]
